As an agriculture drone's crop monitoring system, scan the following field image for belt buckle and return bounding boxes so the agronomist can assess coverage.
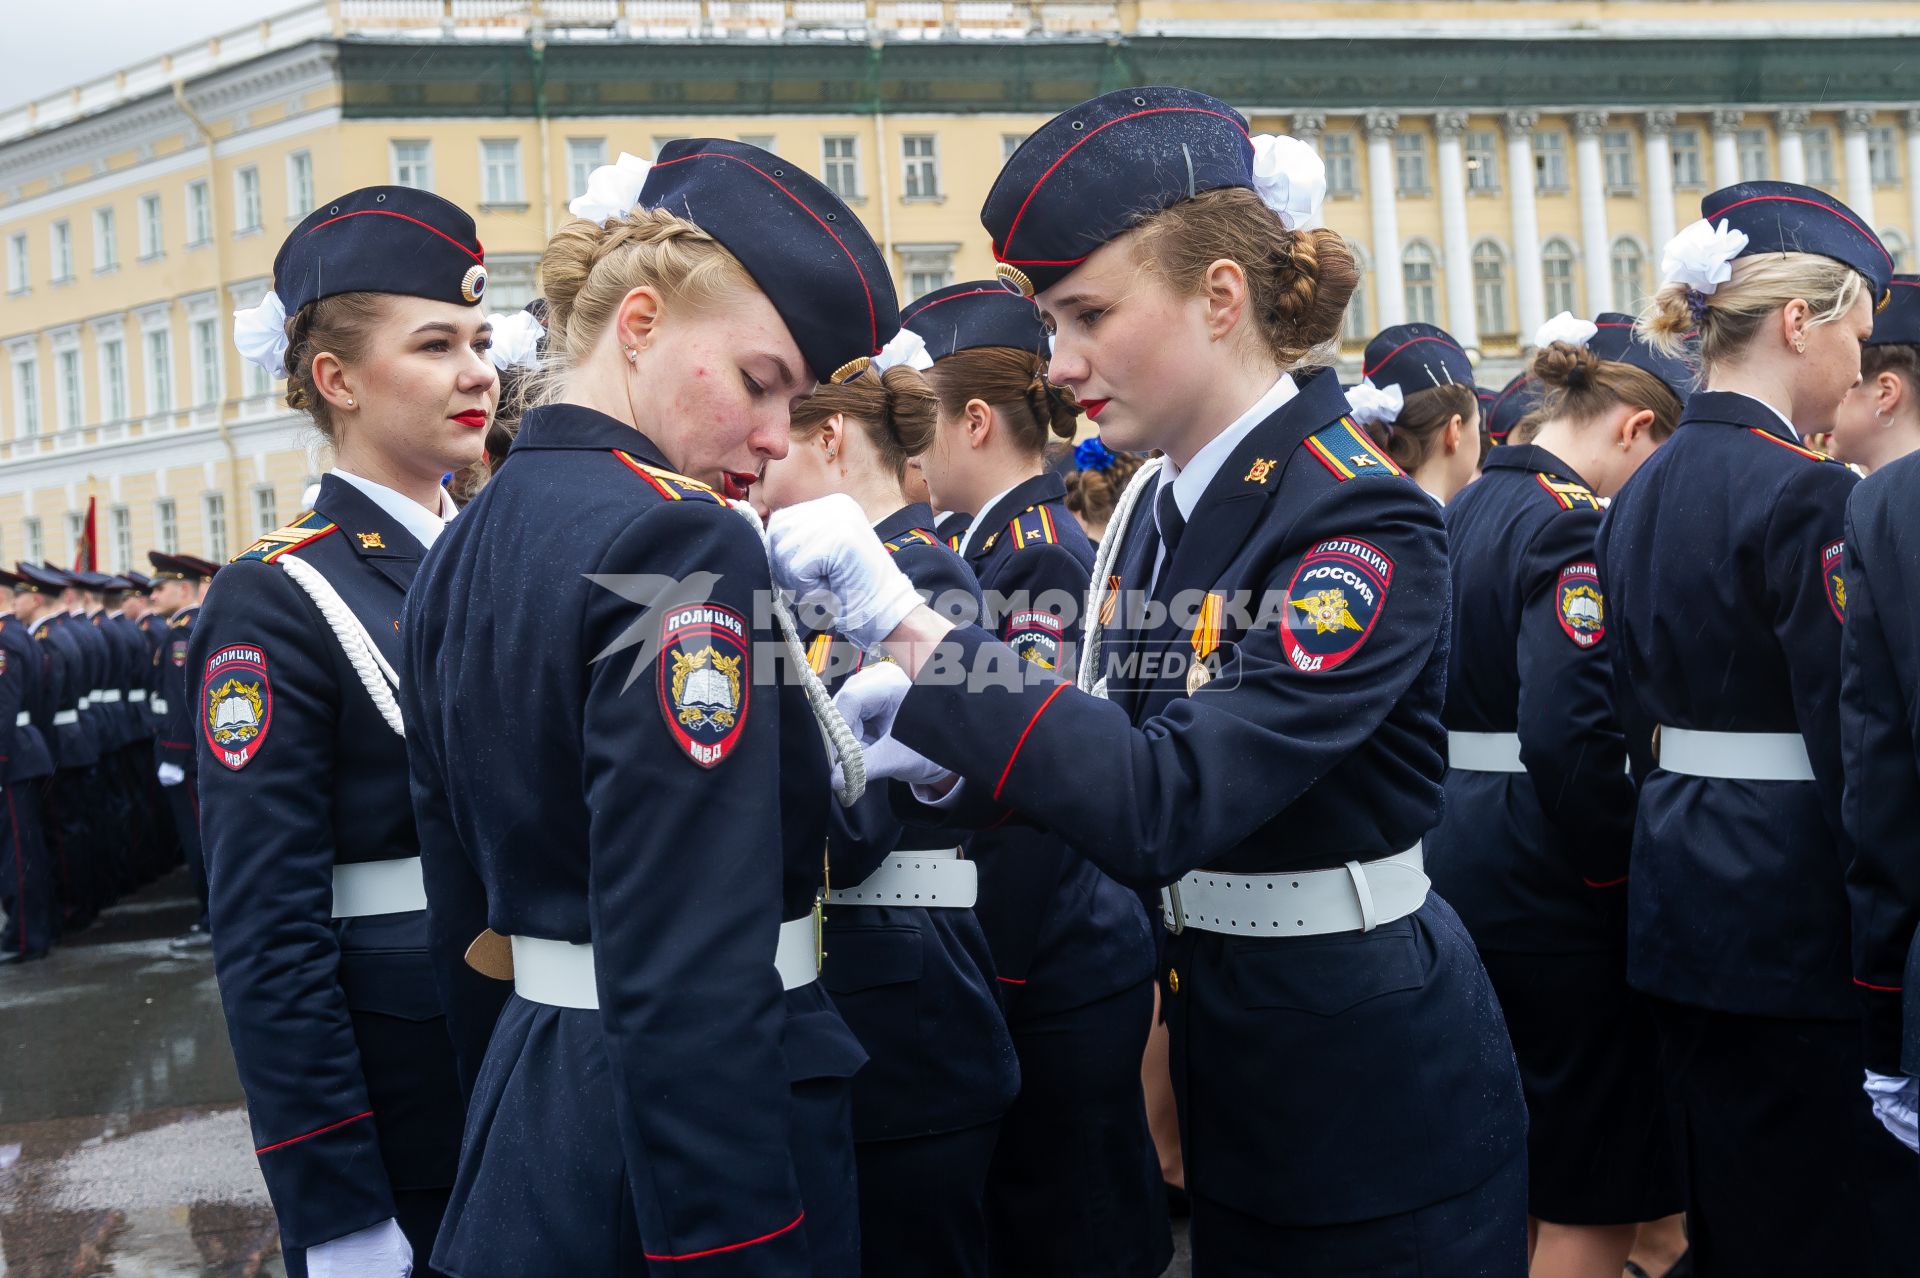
[1164,881,1186,937]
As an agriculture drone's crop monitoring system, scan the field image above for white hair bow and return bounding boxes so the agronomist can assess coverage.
[1660,217,1749,296]
[232,290,289,378]
[487,309,546,371]
[1534,311,1598,350]
[1249,134,1327,230]
[1345,377,1404,426]
[568,152,654,227]
[872,328,933,374]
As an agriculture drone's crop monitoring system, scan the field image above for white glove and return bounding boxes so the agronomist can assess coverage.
[832,664,950,787]
[1863,1071,1920,1153]
[767,495,922,651]
[156,762,186,788]
[305,1216,413,1278]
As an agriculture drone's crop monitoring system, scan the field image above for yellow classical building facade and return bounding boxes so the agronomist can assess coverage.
[2,0,1919,565]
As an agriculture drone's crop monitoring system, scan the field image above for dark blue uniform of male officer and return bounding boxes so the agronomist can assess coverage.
[18,564,105,930]
[404,138,887,1278]
[193,476,465,1276]
[0,574,57,963]
[151,553,210,939]
[808,502,1019,1277]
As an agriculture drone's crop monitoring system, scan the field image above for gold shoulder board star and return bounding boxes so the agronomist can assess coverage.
[357,532,385,550]
[1244,457,1276,484]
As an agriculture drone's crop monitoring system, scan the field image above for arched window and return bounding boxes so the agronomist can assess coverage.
[1882,228,1911,273]
[1343,239,1370,343]
[1610,237,1647,313]
[1472,240,1509,336]
[1542,238,1577,316]
[1403,241,1438,326]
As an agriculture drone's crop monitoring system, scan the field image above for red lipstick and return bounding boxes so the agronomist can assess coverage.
[721,471,756,501]
[452,409,489,429]
[1081,399,1111,421]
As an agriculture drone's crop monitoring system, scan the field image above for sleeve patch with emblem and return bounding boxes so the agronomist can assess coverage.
[1281,538,1393,673]
[1005,609,1066,670]
[1822,539,1846,622]
[203,645,273,770]
[1556,562,1606,648]
[171,638,189,667]
[658,604,751,769]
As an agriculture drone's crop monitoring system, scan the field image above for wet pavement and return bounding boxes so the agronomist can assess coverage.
[0,869,287,1276]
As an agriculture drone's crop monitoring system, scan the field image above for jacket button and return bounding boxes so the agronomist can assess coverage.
[1167,968,1180,994]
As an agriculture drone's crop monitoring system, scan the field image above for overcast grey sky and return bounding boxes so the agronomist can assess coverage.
[6,0,287,112]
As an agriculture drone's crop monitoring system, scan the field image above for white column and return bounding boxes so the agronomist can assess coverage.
[1644,111,1678,256]
[1844,108,1876,218]
[1711,110,1743,188]
[1505,110,1545,339]
[1365,110,1405,327]
[1776,108,1808,184]
[1289,111,1325,151]
[1574,111,1612,316]
[1434,111,1477,348]
[1906,109,1920,251]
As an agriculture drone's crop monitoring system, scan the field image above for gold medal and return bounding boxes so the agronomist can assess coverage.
[1186,661,1213,693]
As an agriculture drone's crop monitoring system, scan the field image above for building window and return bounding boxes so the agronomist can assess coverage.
[243,350,272,398]
[1670,128,1704,188]
[1393,132,1429,194]
[1402,241,1438,325]
[65,512,85,561]
[101,337,127,421]
[1611,238,1647,312]
[391,140,434,191]
[1883,229,1911,273]
[139,193,164,258]
[898,245,955,300]
[1602,130,1636,192]
[93,207,118,271]
[1805,129,1836,185]
[252,485,278,536]
[737,134,775,153]
[288,151,315,217]
[1342,241,1369,342]
[481,139,523,205]
[567,137,606,199]
[1465,131,1499,192]
[651,134,689,158]
[1869,127,1899,185]
[1472,241,1509,335]
[155,499,178,554]
[145,328,174,414]
[204,493,227,563]
[110,505,132,572]
[54,348,82,431]
[901,135,940,201]
[50,220,73,282]
[1542,239,1577,315]
[23,517,42,563]
[6,232,27,293]
[235,166,263,233]
[1323,133,1357,195]
[1736,129,1769,182]
[13,355,39,437]
[193,316,222,406]
[1533,132,1568,192]
[1002,133,1027,162]
[187,180,212,245]
[822,136,859,200]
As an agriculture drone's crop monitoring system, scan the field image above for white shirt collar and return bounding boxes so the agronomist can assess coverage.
[1733,391,1800,441]
[1155,374,1299,535]
[959,480,1024,560]
[329,468,458,550]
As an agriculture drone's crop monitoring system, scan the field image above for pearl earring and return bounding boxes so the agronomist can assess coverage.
[345,397,355,408]
[625,346,637,362]
[826,448,837,461]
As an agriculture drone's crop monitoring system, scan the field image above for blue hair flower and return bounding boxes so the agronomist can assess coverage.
[1074,436,1117,472]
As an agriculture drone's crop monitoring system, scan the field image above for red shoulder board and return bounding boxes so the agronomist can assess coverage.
[1303,417,1403,480]
[234,510,336,564]
[1535,473,1601,510]
[882,528,939,554]
[1008,505,1061,550]
[613,452,724,505]
[1747,428,1830,463]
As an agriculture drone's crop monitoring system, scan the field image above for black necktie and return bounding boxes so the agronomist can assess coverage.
[1155,483,1186,554]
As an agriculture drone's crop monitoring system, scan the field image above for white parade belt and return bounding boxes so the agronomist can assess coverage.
[128,690,147,703]
[1447,731,1525,773]
[97,689,123,703]
[331,856,428,919]
[52,710,78,726]
[1163,844,1429,938]
[1659,727,1813,783]
[826,849,976,909]
[14,711,28,727]
[512,914,819,1010]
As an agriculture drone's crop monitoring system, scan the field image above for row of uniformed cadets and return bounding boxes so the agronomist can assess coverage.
[0,553,214,963]
[178,83,1920,1278]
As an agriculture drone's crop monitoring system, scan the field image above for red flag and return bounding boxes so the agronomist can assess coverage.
[73,496,96,572]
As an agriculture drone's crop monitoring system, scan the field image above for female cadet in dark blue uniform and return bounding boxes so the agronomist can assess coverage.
[903,279,1168,1278]
[1346,322,1480,505]
[1487,370,1543,446]
[1431,312,1691,1277]
[1597,181,1915,1275]
[1839,278,1920,1151]
[769,87,1529,1277]
[1829,274,1920,473]
[757,344,1019,1277]
[191,186,494,1278]
[400,141,887,1278]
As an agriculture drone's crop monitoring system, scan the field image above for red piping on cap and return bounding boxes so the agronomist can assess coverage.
[905,287,1026,320]
[650,151,879,359]
[1708,193,1893,269]
[998,107,1251,266]
[302,209,482,262]
[1362,334,1465,380]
